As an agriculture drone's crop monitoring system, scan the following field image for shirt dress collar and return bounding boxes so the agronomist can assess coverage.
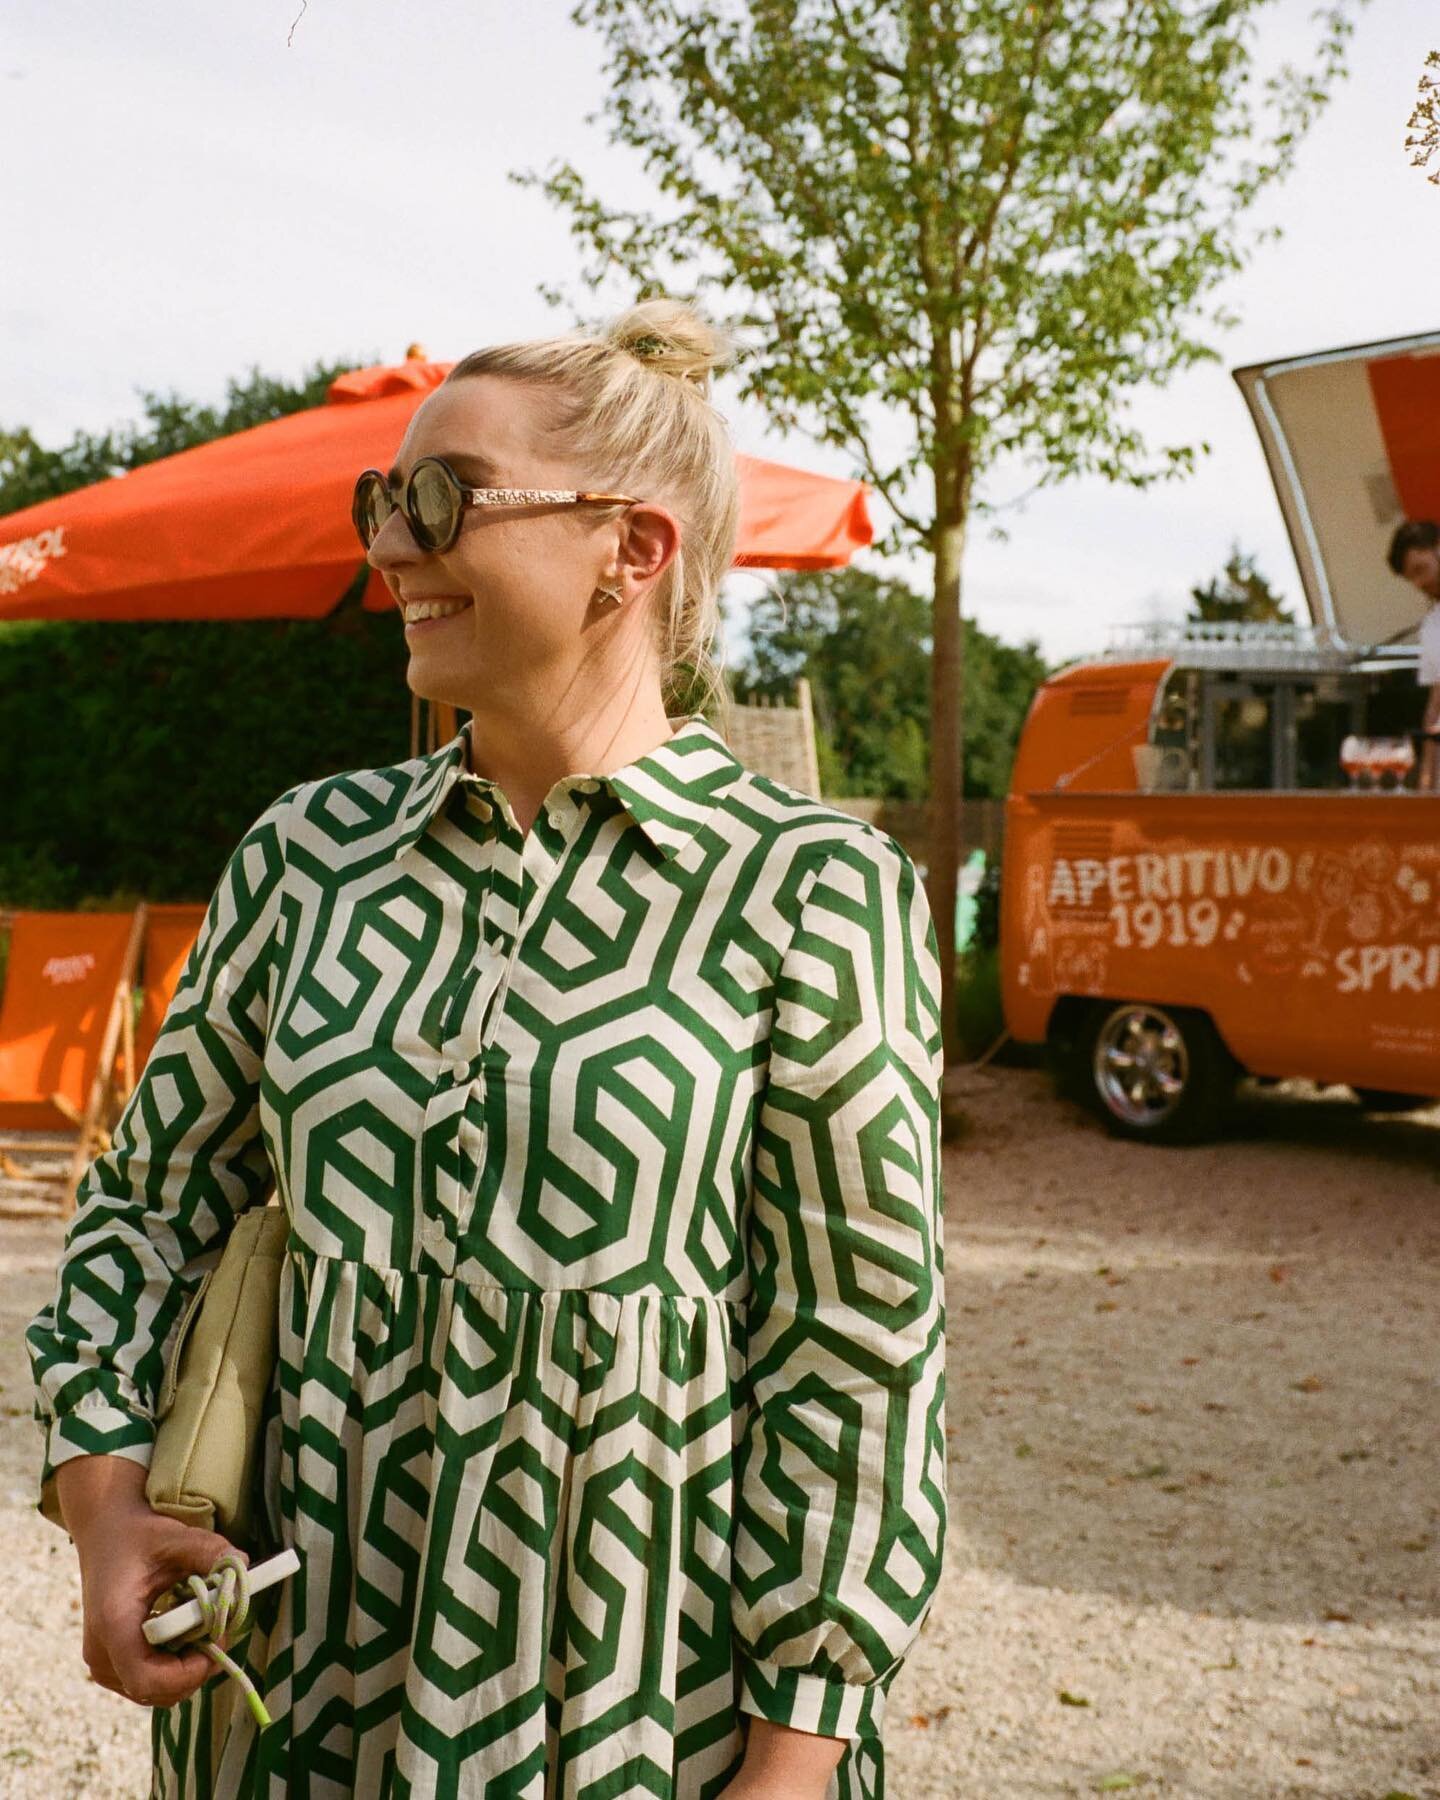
[390,712,746,864]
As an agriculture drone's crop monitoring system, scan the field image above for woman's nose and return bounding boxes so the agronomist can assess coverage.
[366,508,425,571]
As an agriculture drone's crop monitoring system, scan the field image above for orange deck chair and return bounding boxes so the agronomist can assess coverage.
[0,906,147,1213]
[134,902,208,1073]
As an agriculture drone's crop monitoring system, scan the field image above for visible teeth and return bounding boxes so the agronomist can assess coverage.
[404,598,473,623]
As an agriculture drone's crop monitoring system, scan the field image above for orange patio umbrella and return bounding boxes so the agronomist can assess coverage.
[0,357,872,623]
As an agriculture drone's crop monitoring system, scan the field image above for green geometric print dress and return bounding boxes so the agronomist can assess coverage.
[28,713,946,1800]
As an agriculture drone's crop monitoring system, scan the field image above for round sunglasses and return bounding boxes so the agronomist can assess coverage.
[352,456,641,555]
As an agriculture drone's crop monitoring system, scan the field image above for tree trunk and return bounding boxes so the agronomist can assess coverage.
[929,502,967,1071]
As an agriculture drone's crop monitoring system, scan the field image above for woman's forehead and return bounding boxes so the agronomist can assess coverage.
[396,377,554,477]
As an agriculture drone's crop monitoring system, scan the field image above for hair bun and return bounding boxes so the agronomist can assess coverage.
[606,299,730,395]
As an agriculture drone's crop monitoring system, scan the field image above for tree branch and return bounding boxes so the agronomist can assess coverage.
[827,0,904,83]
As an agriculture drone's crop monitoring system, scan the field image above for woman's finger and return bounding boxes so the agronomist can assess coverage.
[149,1529,248,1591]
[113,1642,217,1710]
[85,1640,200,1710]
[81,1637,123,1697]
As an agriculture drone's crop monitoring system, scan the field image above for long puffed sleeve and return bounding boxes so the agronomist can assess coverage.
[733,831,946,1744]
[26,786,297,1526]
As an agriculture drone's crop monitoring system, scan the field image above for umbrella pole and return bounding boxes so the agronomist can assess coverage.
[407,697,459,757]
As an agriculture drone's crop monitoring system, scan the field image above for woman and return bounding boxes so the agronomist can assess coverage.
[28,299,946,1800]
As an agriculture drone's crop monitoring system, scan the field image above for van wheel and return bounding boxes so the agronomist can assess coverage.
[1352,1087,1436,1113]
[1078,1002,1234,1145]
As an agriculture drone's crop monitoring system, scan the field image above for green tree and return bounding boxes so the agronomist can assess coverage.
[1187,544,1292,626]
[0,359,362,514]
[734,567,1047,800]
[528,0,1357,1064]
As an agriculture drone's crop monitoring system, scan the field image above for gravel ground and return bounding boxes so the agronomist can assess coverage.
[2,1069,1437,1798]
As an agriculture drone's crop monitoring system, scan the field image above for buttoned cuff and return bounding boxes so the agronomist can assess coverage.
[737,1656,885,1741]
[37,1405,155,1531]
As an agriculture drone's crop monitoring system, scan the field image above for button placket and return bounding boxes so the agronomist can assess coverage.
[522,801,569,890]
[419,794,501,1270]
[444,960,492,1244]
[440,830,523,1251]
[426,777,578,1263]
[420,1079,470,1247]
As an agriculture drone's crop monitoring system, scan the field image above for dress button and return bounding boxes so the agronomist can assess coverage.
[421,1219,455,1271]
[448,1058,470,1080]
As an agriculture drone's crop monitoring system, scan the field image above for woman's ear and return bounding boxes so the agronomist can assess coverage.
[614,503,681,599]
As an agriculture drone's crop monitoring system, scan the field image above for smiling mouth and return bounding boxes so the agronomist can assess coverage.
[401,597,474,625]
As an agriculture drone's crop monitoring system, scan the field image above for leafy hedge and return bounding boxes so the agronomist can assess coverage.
[2,357,409,910]
[0,591,412,908]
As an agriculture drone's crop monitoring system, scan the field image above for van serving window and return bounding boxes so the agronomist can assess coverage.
[1186,670,1377,792]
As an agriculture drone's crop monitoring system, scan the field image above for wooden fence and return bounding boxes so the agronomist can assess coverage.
[824,797,1006,869]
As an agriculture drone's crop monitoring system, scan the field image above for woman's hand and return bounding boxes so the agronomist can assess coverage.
[55,1454,249,1710]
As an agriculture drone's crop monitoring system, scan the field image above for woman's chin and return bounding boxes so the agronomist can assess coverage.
[405,665,478,711]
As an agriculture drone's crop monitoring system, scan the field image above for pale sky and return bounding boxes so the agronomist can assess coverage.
[3,0,1438,666]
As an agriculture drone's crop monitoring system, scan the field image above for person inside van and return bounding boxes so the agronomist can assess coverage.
[1384,518,1440,791]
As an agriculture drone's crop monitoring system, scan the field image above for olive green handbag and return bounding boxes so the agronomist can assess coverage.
[144,1198,290,1549]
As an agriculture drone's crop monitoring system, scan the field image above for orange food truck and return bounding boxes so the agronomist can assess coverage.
[1002,331,1440,1141]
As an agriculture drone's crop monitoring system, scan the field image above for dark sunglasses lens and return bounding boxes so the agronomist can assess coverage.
[409,462,459,550]
[354,474,391,548]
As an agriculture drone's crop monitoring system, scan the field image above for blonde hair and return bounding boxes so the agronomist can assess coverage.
[446,298,739,723]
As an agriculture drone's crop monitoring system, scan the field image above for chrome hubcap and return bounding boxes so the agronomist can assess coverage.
[1095,1006,1188,1126]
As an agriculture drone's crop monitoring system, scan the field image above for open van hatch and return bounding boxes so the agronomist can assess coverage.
[1233,330,1439,652]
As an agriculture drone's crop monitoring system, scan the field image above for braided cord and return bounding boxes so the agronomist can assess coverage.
[169,1552,272,1729]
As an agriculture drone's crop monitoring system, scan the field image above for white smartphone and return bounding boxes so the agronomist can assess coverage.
[143,1547,300,1647]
